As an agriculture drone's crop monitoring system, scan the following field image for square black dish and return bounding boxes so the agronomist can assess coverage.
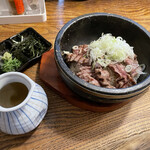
[0,27,52,74]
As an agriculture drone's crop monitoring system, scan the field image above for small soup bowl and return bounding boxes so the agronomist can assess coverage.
[54,13,150,103]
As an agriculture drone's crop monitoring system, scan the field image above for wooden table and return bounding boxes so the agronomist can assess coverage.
[0,0,150,149]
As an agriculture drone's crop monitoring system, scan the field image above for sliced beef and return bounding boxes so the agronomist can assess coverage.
[66,53,89,64]
[109,63,136,88]
[76,66,100,86]
[124,56,142,78]
[72,44,88,55]
[66,45,90,65]
[94,67,115,88]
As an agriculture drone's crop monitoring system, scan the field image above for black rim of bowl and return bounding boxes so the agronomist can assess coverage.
[54,12,150,96]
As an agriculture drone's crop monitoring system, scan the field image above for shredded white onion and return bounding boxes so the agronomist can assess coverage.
[88,33,135,67]
[125,65,133,72]
[140,64,146,71]
[72,45,78,50]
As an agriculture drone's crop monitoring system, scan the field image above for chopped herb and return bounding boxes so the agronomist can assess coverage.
[0,52,21,72]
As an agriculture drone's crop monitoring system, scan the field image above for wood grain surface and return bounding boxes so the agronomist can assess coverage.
[0,0,150,149]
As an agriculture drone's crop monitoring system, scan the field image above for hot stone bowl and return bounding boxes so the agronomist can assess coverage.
[54,13,150,103]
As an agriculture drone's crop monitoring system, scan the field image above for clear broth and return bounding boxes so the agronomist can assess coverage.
[0,82,28,108]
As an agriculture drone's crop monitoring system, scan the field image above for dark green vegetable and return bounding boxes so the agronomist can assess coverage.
[10,34,47,63]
